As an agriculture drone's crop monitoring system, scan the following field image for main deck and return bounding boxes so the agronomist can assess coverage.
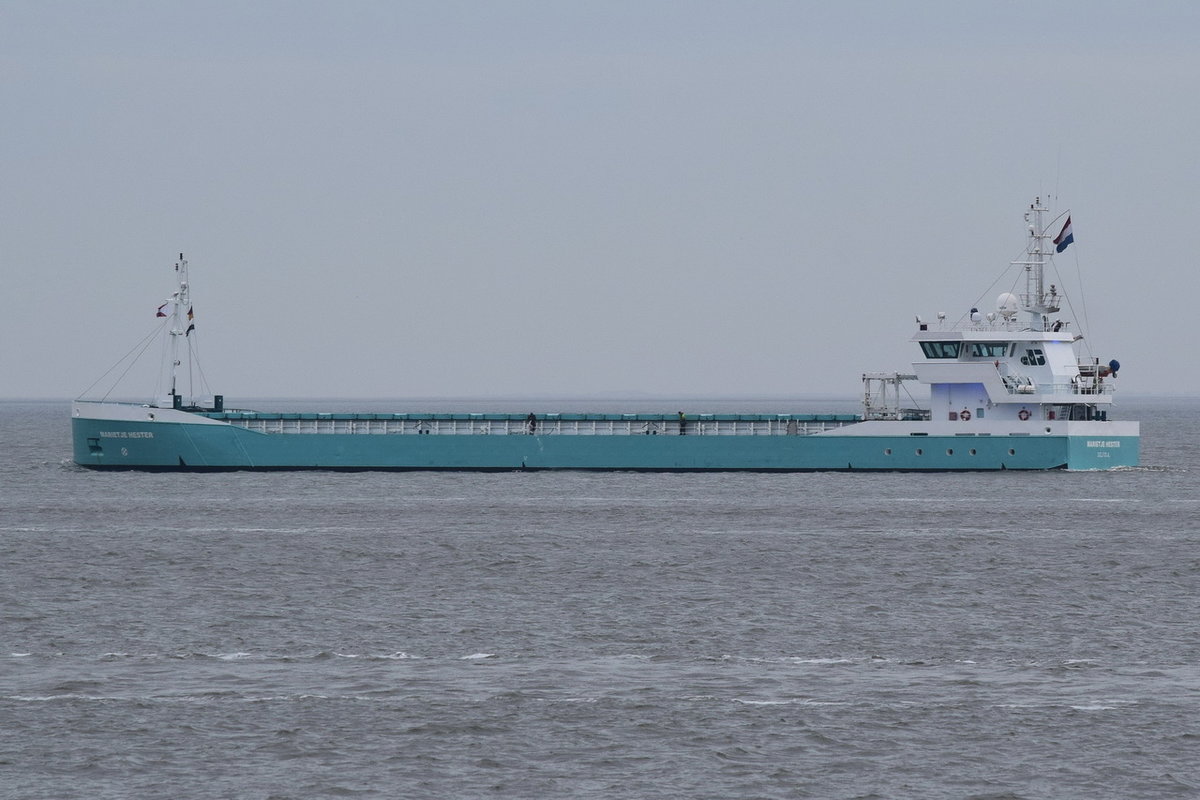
[202,411,863,437]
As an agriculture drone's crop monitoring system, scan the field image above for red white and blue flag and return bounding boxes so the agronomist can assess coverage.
[1053,216,1074,253]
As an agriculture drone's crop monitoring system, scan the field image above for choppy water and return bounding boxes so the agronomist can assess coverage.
[2,397,1197,799]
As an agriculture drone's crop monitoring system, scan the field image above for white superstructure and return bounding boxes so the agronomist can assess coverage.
[868,197,1123,428]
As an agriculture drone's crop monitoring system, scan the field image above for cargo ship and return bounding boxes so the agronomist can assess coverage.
[72,198,1139,471]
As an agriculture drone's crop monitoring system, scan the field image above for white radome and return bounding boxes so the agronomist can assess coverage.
[997,292,1019,319]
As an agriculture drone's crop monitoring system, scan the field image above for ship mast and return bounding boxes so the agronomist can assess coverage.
[1015,197,1061,330]
[161,253,191,408]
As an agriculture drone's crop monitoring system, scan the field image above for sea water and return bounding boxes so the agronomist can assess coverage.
[1,397,1196,799]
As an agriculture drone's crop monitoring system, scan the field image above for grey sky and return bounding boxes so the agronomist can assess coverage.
[3,1,1197,401]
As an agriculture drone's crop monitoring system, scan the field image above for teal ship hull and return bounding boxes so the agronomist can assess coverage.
[71,405,1139,471]
[73,205,1144,475]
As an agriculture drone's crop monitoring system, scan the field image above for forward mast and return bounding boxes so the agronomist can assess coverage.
[160,253,192,409]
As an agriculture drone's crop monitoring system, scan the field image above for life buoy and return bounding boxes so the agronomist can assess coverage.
[1018,409,1031,421]
[960,410,971,421]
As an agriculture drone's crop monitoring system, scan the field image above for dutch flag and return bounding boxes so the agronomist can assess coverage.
[1053,216,1074,253]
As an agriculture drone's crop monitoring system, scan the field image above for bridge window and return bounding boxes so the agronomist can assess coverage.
[970,342,1009,357]
[919,341,960,359]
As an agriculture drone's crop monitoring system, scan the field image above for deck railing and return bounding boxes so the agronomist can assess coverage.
[1002,376,1115,397]
[202,412,862,437]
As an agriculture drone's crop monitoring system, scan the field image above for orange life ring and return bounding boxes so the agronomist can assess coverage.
[960,410,971,421]
[1018,409,1031,421]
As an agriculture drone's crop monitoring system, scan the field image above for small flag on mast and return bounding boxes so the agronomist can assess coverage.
[187,306,194,321]
[1053,216,1074,253]
[156,302,170,318]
